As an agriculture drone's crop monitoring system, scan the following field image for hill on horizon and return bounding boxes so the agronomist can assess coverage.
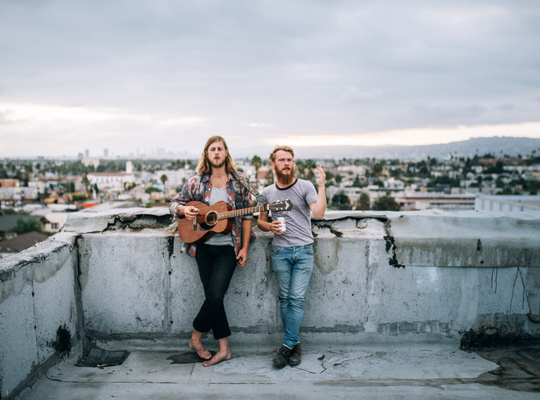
[238,136,540,160]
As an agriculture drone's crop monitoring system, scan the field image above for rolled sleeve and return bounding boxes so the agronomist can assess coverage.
[169,177,198,217]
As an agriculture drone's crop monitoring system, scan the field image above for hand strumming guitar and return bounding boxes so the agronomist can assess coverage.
[181,205,199,220]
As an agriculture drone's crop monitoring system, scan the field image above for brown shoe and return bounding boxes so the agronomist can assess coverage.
[288,343,302,366]
[273,345,292,369]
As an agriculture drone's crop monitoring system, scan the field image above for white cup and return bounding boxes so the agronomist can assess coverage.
[277,217,286,232]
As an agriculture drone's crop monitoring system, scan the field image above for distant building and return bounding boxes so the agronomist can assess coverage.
[0,231,49,257]
[82,158,100,168]
[87,161,135,191]
[475,195,540,212]
[384,178,405,190]
[0,179,20,188]
[0,185,39,204]
[326,186,364,208]
[153,168,195,188]
[87,172,135,191]
[396,194,476,211]
[42,212,68,233]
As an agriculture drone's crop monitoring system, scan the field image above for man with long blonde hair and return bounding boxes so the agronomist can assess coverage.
[195,137,237,175]
[170,136,254,366]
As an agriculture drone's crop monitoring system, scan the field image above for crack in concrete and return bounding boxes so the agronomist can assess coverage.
[103,214,173,232]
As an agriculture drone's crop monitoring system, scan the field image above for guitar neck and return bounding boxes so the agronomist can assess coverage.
[218,204,270,220]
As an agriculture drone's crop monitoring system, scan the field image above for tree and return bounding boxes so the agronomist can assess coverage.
[497,186,513,195]
[305,159,317,182]
[295,159,305,178]
[160,174,168,187]
[372,163,383,177]
[250,155,262,181]
[372,195,400,211]
[358,193,370,211]
[476,175,484,192]
[12,218,43,234]
[429,175,460,188]
[67,181,76,193]
[81,175,91,192]
[331,192,351,210]
[352,175,362,187]
[145,186,162,194]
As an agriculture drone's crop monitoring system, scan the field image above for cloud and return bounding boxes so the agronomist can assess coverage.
[270,122,540,147]
[242,123,272,128]
[1,0,540,157]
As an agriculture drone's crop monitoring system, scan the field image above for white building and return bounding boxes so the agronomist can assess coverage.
[87,172,135,191]
[384,178,405,190]
[42,212,68,233]
[153,168,196,188]
[87,161,135,191]
[396,194,476,211]
[475,195,540,212]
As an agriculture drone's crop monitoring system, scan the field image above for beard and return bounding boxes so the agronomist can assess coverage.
[275,166,295,185]
[209,157,226,169]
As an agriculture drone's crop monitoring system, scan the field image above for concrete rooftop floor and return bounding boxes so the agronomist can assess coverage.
[14,341,540,400]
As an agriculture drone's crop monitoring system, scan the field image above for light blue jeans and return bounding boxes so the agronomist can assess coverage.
[271,244,314,349]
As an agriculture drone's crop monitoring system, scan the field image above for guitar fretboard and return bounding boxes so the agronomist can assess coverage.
[218,204,269,220]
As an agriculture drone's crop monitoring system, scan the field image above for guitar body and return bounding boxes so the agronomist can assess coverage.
[177,198,292,245]
[177,201,233,245]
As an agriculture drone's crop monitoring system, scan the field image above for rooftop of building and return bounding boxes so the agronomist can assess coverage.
[1,207,540,399]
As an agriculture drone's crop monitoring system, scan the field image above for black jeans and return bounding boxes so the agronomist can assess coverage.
[193,244,237,339]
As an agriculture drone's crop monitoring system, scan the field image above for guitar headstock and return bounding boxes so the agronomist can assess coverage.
[269,199,293,212]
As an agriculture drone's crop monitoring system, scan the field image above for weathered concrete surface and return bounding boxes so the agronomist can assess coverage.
[63,206,173,234]
[388,210,540,268]
[14,342,540,400]
[0,232,79,400]
[78,231,172,336]
[73,209,540,346]
[2,208,540,400]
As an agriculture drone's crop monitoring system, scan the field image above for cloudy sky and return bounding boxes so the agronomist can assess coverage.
[1,0,539,158]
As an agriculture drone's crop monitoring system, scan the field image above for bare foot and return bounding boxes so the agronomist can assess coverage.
[189,340,212,360]
[202,350,232,367]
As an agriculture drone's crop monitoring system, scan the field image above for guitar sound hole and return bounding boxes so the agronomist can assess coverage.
[205,211,218,226]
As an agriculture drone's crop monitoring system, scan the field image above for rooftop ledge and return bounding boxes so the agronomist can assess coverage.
[1,208,540,399]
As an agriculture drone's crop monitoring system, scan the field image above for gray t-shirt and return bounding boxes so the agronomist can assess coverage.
[262,179,318,247]
[206,186,234,247]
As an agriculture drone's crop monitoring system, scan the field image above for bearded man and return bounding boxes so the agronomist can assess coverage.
[257,145,326,368]
[170,136,254,367]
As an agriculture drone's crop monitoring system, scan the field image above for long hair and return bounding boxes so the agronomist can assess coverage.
[269,145,295,162]
[196,136,236,175]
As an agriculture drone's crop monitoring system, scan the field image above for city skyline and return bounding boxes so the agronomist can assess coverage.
[1,1,540,158]
[2,136,540,162]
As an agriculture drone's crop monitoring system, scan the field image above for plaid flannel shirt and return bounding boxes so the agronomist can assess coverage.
[169,171,255,256]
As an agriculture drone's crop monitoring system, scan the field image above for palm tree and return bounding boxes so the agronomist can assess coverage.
[160,174,168,188]
[250,155,262,182]
[81,175,91,193]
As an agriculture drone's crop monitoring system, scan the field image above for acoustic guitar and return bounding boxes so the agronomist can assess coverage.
[177,199,293,244]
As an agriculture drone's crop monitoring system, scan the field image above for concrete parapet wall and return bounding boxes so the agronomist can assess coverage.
[0,232,79,399]
[75,211,540,346]
[2,208,540,398]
